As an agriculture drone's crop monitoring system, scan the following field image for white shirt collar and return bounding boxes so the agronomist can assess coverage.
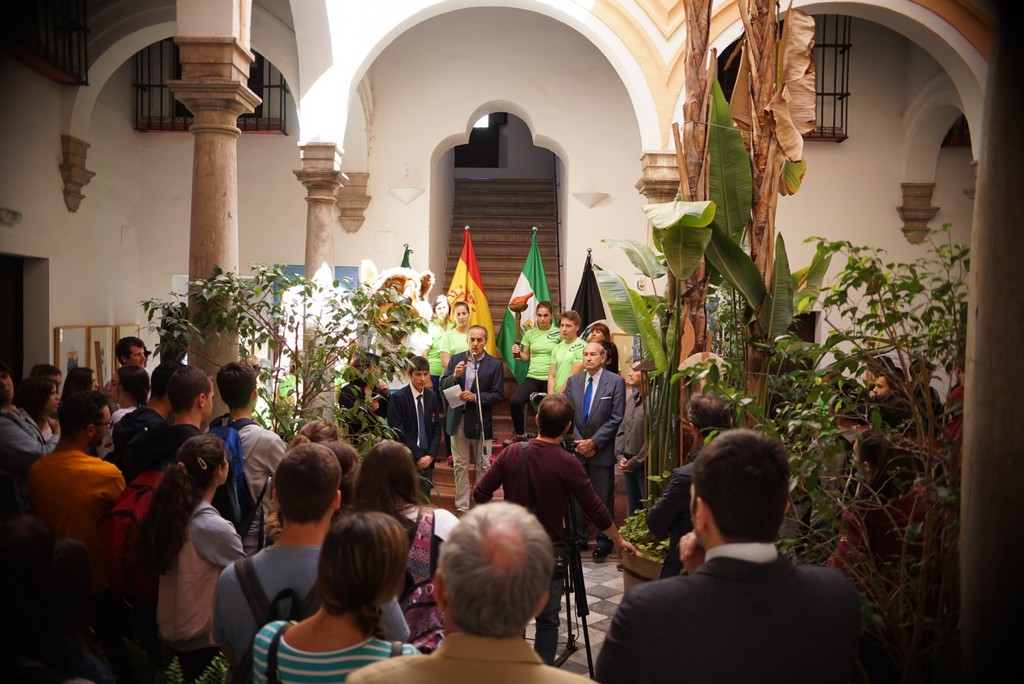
[705,542,778,564]
[586,367,603,386]
[412,386,424,401]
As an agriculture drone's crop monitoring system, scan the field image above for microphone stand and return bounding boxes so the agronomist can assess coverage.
[471,352,487,471]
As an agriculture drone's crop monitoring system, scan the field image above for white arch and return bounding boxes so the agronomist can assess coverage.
[69,5,299,142]
[675,0,987,156]
[901,73,965,181]
[291,0,658,149]
[70,21,176,139]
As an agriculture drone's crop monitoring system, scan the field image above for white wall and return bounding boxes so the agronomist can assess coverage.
[0,57,145,365]
[775,18,974,274]
[362,7,646,309]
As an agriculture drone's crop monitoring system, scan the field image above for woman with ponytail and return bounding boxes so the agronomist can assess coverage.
[253,512,419,683]
[137,434,244,679]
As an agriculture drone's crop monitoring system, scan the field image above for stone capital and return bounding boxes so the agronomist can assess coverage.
[174,36,255,85]
[294,143,345,202]
[168,36,261,125]
[168,80,261,125]
[636,151,681,202]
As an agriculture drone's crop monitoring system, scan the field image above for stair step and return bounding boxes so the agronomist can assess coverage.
[455,178,555,192]
[455,196,555,208]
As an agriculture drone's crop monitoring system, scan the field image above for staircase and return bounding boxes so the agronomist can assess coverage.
[436,178,562,511]
[446,178,562,326]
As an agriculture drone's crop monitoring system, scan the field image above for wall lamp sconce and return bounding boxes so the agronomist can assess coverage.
[572,192,609,208]
[389,187,426,204]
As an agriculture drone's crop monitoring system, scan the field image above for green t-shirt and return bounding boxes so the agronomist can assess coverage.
[441,328,470,362]
[551,337,586,392]
[521,325,560,381]
[426,321,453,376]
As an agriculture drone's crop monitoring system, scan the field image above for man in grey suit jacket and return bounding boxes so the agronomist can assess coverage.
[565,342,624,558]
[596,429,860,684]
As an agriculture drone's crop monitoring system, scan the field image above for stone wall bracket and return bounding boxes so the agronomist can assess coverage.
[337,171,371,233]
[897,182,940,244]
[60,135,95,212]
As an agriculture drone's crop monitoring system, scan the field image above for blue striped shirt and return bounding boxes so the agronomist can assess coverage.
[253,621,419,683]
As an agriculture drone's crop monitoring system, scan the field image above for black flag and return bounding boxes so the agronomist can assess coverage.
[571,249,607,330]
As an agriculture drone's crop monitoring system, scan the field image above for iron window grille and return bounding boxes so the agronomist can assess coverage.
[806,14,851,142]
[132,38,289,134]
[1,0,89,85]
[942,115,971,148]
[717,14,852,142]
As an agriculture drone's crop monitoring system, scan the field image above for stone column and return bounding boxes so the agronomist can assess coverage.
[169,37,260,378]
[636,151,681,203]
[293,142,344,283]
[962,5,1024,680]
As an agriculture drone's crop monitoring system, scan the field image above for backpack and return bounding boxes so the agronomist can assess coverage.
[228,555,321,684]
[399,510,446,653]
[208,414,268,547]
[101,469,164,599]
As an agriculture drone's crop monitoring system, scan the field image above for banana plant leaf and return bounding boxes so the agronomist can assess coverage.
[781,158,807,196]
[594,265,668,374]
[643,200,715,231]
[601,239,666,280]
[645,200,716,280]
[709,79,753,244]
[791,242,834,313]
[705,222,766,311]
[765,233,794,339]
[657,224,713,281]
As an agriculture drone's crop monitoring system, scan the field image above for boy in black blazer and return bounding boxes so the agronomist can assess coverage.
[387,356,441,498]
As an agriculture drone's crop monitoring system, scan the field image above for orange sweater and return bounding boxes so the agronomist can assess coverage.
[28,448,126,593]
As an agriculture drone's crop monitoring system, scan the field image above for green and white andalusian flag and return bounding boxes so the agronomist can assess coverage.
[497,229,552,383]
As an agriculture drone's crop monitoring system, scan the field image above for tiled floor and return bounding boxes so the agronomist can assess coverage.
[524,553,627,678]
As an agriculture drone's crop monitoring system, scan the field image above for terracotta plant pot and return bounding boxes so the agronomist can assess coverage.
[621,552,664,591]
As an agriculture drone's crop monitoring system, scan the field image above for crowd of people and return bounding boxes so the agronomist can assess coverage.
[0,318,958,684]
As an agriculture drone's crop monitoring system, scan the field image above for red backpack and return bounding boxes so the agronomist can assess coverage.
[101,470,164,599]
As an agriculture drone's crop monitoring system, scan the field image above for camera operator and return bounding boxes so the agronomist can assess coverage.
[474,394,636,665]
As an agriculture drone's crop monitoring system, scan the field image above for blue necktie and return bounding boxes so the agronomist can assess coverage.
[583,376,593,422]
[417,394,427,451]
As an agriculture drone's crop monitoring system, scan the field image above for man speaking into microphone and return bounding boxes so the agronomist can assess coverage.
[441,325,504,515]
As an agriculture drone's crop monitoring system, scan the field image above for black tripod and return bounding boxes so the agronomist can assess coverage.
[554,502,593,676]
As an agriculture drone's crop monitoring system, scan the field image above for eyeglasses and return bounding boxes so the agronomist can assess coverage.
[92,420,113,428]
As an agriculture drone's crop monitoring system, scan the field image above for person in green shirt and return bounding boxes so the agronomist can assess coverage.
[505,301,558,443]
[425,295,454,394]
[439,301,471,370]
[547,310,586,395]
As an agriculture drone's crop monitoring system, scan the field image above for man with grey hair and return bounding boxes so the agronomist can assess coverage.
[349,502,591,684]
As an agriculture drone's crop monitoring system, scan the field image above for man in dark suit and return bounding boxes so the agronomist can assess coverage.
[646,392,732,577]
[596,429,860,684]
[441,325,504,514]
[565,342,625,559]
[388,355,441,498]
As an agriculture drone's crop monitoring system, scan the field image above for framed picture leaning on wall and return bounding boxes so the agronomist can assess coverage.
[54,326,89,375]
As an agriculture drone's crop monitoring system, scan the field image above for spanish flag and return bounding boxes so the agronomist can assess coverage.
[446,228,496,355]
